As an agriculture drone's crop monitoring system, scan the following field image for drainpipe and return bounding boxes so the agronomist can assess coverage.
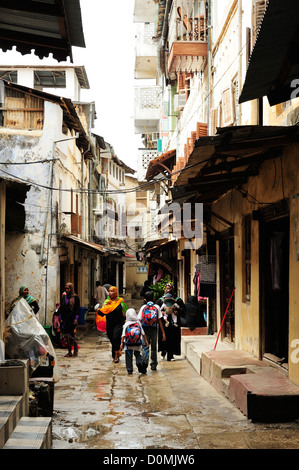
[207,0,212,135]
[238,0,242,125]
[42,134,79,324]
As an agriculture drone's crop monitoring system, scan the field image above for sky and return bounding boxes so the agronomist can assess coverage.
[0,0,139,170]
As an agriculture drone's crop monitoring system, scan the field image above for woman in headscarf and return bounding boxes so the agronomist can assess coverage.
[10,285,40,315]
[185,295,206,331]
[96,286,128,363]
[57,283,80,357]
[157,283,185,361]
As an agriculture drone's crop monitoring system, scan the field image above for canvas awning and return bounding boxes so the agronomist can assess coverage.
[239,0,299,106]
[0,0,85,62]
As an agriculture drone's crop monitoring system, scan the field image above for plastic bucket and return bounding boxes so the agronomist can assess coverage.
[44,325,52,339]
[78,307,88,325]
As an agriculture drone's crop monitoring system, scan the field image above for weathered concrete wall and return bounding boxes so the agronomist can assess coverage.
[211,147,299,386]
[3,101,90,324]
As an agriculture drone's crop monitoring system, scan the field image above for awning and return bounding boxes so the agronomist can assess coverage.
[239,0,299,106]
[146,149,176,181]
[172,125,299,204]
[62,235,103,254]
[146,239,177,253]
[0,0,85,62]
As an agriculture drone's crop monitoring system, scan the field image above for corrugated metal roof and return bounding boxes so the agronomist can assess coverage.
[0,0,85,62]
[239,0,299,106]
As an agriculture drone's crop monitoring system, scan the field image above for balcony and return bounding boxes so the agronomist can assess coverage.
[167,0,208,77]
[134,86,161,134]
[135,22,157,79]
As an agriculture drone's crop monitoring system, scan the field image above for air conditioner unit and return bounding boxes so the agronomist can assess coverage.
[174,93,187,112]
[93,194,104,216]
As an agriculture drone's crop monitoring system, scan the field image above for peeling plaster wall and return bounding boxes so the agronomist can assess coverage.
[2,101,86,324]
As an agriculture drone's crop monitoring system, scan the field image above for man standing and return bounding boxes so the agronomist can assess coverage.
[138,291,166,372]
[94,281,108,308]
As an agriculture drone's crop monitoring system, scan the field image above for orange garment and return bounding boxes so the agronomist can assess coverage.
[95,286,125,332]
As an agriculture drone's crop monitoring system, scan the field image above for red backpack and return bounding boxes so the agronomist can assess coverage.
[125,322,142,344]
[141,302,158,327]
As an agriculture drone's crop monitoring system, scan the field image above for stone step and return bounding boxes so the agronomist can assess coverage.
[0,395,25,449]
[227,368,299,422]
[201,349,299,422]
[3,416,52,449]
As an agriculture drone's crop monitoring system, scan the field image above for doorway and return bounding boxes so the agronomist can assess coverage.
[260,210,289,363]
[219,230,235,342]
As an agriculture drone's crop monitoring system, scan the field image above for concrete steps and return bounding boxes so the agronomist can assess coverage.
[181,336,299,422]
[202,349,299,422]
[3,416,52,449]
[0,360,52,449]
[0,395,25,448]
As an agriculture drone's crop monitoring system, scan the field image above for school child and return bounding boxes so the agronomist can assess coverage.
[138,291,166,372]
[120,308,148,375]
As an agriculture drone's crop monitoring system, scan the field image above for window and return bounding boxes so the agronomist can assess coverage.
[1,88,44,130]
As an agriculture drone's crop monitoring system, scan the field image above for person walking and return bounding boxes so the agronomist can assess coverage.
[138,291,166,372]
[120,308,148,375]
[58,283,80,357]
[96,286,128,363]
[157,283,185,361]
[94,281,108,308]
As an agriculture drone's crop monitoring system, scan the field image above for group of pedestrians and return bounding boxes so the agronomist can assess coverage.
[7,279,206,375]
[95,281,196,376]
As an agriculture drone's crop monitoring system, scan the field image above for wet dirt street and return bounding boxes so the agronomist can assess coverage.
[51,320,299,451]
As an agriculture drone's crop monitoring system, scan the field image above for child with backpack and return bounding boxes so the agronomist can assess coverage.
[138,291,166,372]
[120,308,148,375]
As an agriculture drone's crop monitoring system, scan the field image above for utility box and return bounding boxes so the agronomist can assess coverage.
[0,360,29,395]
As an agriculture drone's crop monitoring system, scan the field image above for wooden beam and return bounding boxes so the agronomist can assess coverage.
[0,181,6,341]
[188,169,258,185]
[199,147,283,175]
[0,1,64,17]
[0,29,69,50]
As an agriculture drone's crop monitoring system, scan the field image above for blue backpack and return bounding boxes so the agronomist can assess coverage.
[141,302,158,327]
[125,322,142,344]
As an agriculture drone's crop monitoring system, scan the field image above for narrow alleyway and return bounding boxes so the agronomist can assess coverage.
[51,306,299,451]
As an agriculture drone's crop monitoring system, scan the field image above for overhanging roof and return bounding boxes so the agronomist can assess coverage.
[172,125,299,204]
[239,0,299,106]
[62,235,104,254]
[0,65,89,90]
[146,149,176,180]
[0,0,85,62]
[2,79,95,159]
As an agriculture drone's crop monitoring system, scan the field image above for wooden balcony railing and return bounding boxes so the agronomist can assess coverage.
[168,0,208,76]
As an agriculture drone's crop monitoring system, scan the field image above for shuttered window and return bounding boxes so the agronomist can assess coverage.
[252,0,268,49]
[222,86,235,127]
[2,92,44,130]
[210,107,219,135]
